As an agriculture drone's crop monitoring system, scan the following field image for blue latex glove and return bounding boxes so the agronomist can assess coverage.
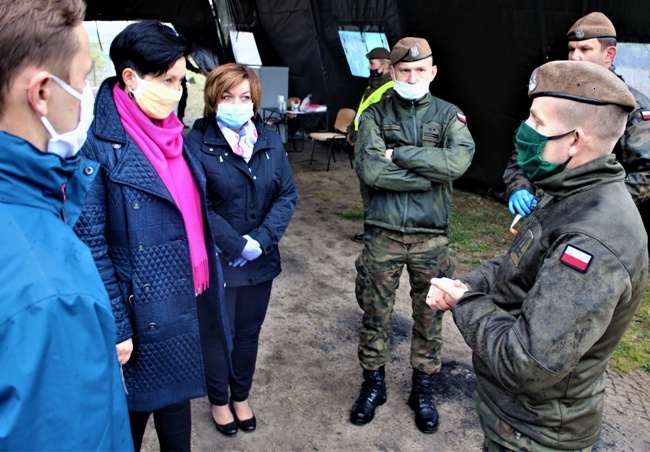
[508,189,536,216]
[241,235,262,261]
[229,256,248,267]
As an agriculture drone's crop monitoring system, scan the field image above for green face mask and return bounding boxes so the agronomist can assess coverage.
[516,121,574,183]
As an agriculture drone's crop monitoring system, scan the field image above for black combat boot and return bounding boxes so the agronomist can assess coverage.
[408,369,439,433]
[350,366,387,425]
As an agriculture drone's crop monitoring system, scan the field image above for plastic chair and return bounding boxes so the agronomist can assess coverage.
[309,108,355,171]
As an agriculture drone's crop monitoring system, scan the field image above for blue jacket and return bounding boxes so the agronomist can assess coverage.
[0,132,132,450]
[74,78,232,412]
[186,117,297,286]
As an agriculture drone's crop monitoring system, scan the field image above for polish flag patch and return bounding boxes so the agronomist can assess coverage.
[457,112,467,124]
[560,245,593,273]
[641,110,650,121]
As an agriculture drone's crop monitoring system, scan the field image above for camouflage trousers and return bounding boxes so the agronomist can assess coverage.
[477,396,592,452]
[355,227,454,372]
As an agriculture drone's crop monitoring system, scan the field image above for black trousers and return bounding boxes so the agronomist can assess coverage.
[200,280,273,406]
[129,400,191,452]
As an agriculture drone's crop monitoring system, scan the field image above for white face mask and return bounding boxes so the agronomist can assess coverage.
[393,80,431,100]
[40,75,94,159]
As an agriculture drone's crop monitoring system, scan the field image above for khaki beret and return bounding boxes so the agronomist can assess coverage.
[390,37,432,65]
[566,12,616,41]
[366,47,390,61]
[528,61,635,111]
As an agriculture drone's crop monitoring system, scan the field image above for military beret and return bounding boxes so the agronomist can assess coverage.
[366,47,391,61]
[566,12,616,41]
[528,61,635,111]
[390,37,432,65]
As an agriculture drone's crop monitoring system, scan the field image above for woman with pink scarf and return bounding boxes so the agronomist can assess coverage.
[74,21,230,451]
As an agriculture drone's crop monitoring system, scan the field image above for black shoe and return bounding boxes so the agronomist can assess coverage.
[350,366,387,425]
[231,400,256,432]
[352,233,365,243]
[408,369,439,433]
[212,417,238,437]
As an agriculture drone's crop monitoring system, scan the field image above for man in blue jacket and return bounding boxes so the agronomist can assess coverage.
[0,0,132,449]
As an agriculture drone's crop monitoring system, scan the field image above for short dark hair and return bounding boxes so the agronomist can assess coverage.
[110,20,190,86]
[0,0,85,113]
[597,37,617,50]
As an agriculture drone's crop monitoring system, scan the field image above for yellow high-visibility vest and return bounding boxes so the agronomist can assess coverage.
[354,80,395,130]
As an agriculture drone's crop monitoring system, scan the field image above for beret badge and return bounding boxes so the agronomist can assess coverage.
[528,70,538,93]
[575,27,585,39]
[410,46,419,58]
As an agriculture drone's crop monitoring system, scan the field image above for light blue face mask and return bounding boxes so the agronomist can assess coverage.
[216,103,254,129]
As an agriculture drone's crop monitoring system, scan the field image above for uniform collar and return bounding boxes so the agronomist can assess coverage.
[537,154,625,200]
[368,72,393,89]
[393,90,431,108]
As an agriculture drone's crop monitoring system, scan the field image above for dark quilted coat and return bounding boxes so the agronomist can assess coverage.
[74,77,232,412]
[185,117,297,286]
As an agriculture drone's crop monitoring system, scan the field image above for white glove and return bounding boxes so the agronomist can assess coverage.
[241,235,262,261]
[229,256,248,267]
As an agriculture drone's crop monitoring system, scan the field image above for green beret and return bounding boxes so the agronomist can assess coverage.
[366,47,390,61]
[566,12,616,41]
[390,37,432,65]
[528,61,635,111]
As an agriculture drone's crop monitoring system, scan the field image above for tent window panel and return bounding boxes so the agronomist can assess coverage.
[338,30,389,78]
[616,43,650,95]
[230,30,262,66]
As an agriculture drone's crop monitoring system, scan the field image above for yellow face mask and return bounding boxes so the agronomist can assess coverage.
[131,72,182,120]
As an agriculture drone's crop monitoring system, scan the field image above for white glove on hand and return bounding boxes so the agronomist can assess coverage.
[229,256,248,267]
[241,235,262,261]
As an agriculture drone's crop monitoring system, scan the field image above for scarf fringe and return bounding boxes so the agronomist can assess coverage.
[193,258,210,295]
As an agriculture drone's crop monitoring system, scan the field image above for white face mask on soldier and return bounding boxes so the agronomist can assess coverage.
[40,75,94,159]
[393,80,431,100]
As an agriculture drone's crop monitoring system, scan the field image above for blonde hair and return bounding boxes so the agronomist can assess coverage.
[203,63,262,118]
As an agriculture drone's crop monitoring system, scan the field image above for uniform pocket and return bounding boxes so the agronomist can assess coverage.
[422,121,442,145]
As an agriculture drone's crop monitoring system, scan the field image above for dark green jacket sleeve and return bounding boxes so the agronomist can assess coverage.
[391,116,475,183]
[355,109,432,192]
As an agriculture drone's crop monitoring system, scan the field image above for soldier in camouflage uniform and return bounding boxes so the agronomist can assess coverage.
[429,61,648,451]
[503,12,650,240]
[350,37,475,433]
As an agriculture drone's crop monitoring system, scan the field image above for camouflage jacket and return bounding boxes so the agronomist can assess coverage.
[503,68,650,205]
[355,92,475,234]
[455,154,648,449]
[347,72,394,143]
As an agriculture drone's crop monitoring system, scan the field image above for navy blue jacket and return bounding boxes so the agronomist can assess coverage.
[74,78,232,412]
[186,117,297,286]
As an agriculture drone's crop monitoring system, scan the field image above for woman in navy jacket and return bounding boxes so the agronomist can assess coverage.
[74,21,230,451]
[186,63,297,436]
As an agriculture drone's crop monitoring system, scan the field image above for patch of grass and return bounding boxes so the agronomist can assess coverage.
[611,288,650,373]
[311,190,338,203]
[337,206,363,221]
[450,190,511,260]
[314,207,325,214]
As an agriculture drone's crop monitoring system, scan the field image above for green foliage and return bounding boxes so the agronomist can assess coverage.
[337,207,363,221]
[449,191,511,260]
[611,289,650,373]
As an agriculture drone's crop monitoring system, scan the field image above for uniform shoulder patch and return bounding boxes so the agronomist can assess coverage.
[456,112,467,124]
[641,110,650,121]
[560,244,593,273]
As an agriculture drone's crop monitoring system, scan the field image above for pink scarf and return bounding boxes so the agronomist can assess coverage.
[113,84,209,294]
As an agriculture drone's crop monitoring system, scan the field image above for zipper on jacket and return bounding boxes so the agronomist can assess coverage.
[401,100,417,231]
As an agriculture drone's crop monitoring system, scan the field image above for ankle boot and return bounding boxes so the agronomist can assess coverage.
[408,369,439,433]
[350,366,387,425]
